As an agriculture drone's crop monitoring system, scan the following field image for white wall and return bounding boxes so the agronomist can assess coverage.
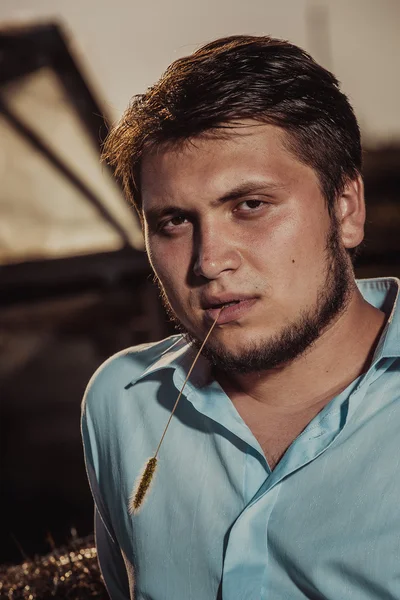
[1,0,399,146]
[328,0,400,145]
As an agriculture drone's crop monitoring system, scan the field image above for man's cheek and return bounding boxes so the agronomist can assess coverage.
[160,278,183,308]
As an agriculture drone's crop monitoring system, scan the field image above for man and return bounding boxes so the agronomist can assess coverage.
[82,36,400,599]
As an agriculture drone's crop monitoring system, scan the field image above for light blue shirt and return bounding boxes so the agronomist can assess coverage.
[82,278,400,600]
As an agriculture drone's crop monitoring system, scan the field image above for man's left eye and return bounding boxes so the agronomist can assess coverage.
[235,200,265,211]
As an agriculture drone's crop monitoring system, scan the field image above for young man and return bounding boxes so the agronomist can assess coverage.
[82,36,400,599]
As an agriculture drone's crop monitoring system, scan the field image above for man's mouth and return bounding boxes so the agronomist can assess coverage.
[207,300,241,309]
[202,297,258,324]
[201,294,253,310]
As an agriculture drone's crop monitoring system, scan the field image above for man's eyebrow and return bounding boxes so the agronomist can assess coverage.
[144,181,285,222]
[212,181,285,205]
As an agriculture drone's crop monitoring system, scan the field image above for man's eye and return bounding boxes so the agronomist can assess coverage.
[235,200,266,211]
[160,215,189,231]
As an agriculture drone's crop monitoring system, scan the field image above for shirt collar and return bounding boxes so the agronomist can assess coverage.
[130,335,212,389]
[356,277,400,361]
[130,276,400,388]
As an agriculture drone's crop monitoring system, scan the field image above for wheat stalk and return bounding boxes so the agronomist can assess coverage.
[129,309,222,514]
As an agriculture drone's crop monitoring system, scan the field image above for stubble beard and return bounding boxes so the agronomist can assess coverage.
[156,218,354,374]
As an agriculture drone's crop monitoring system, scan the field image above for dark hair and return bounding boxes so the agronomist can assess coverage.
[103,35,362,215]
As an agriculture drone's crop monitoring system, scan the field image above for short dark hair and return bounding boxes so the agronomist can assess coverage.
[103,35,362,215]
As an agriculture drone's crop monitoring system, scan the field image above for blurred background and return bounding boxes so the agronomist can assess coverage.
[0,0,399,567]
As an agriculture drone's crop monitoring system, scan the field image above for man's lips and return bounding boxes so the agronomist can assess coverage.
[202,296,258,324]
[201,293,257,309]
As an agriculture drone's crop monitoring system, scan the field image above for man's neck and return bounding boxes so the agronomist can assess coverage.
[216,288,387,416]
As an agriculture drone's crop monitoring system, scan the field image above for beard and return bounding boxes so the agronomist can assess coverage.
[156,217,354,374]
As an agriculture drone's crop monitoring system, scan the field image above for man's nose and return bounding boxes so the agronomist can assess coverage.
[192,225,241,280]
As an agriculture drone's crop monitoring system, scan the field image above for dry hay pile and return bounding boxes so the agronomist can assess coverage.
[0,535,107,599]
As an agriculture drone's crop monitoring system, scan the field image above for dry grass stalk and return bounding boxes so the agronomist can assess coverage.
[129,309,222,513]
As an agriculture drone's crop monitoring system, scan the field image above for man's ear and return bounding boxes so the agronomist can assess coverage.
[336,175,365,249]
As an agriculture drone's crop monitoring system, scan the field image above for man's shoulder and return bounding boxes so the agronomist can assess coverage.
[82,334,185,411]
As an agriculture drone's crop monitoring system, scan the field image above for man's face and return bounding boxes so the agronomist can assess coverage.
[141,123,353,373]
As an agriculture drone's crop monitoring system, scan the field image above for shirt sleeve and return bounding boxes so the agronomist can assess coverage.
[82,392,131,600]
[95,507,131,600]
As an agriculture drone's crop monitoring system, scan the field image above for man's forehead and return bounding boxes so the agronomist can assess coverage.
[141,120,287,163]
[140,123,304,203]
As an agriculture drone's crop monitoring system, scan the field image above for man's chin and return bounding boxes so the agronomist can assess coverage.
[184,331,279,374]
[184,325,259,351]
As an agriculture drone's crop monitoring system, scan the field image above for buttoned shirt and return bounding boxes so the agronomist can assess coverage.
[82,277,400,599]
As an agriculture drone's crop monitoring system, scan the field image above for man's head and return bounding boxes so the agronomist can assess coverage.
[104,35,365,373]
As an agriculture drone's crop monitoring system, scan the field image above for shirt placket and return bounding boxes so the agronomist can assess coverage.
[221,392,355,600]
